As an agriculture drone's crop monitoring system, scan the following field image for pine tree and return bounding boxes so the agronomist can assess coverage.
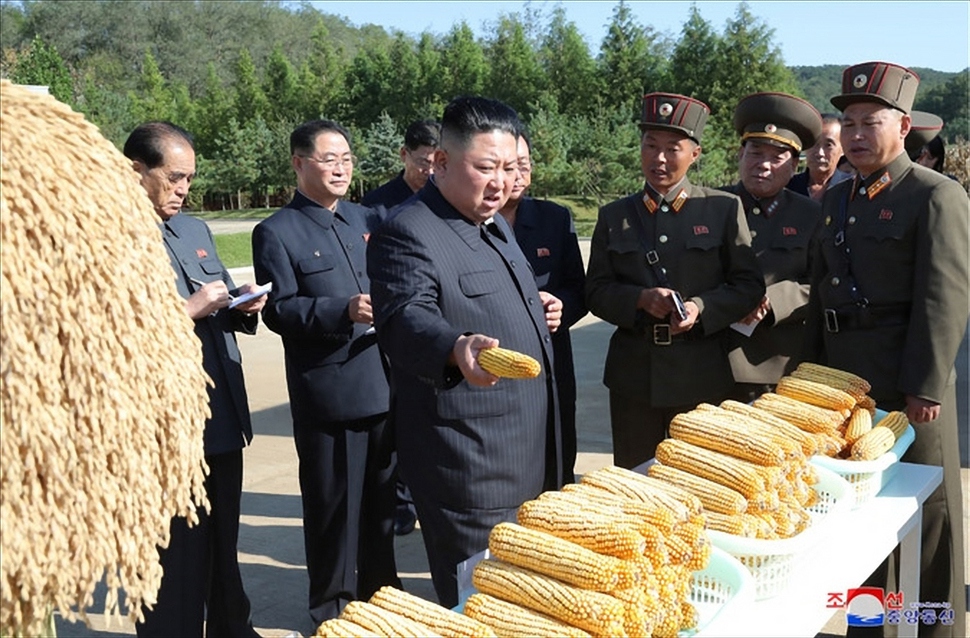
[11,35,74,106]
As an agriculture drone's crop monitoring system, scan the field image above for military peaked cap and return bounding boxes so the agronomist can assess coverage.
[904,111,944,157]
[733,92,822,153]
[639,93,710,144]
[830,61,920,113]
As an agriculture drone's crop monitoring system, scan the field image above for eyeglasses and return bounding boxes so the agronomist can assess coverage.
[299,154,356,170]
[518,162,532,175]
[406,150,435,170]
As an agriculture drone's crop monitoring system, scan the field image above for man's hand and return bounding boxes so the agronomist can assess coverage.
[905,395,940,424]
[670,299,699,335]
[740,295,771,325]
[348,293,373,324]
[637,287,677,319]
[233,282,267,315]
[539,291,563,333]
[451,334,500,387]
[186,280,230,319]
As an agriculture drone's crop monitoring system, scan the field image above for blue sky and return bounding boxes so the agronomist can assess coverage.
[308,1,969,73]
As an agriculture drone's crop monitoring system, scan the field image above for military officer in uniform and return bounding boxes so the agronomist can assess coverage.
[803,61,967,637]
[721,93,824,402]
[586,93,765,469]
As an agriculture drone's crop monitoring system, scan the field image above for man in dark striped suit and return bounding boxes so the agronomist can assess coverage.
[367,96,563,609]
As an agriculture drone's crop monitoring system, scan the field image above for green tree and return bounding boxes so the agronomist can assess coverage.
[915,71,969,142]
[415,32,445,113]
[598,1,668,117]
[191,63,234,159]
[386,33,422,124]
[343,42,395,129]
[666,5,721,105]
[233,48,270,126]
[439,22,487,100]
[301,20,347,121]
[209,117,261,209]
[484,14,546,118]
[356,111,402,196]
[263,45,301,123]
[10,35,74,105]
[540,6,601,117]
[129,49,173,123]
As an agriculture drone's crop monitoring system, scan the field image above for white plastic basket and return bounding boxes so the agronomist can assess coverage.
[683,546,755,636]
[810,408,915,508]
[707,465,853,600]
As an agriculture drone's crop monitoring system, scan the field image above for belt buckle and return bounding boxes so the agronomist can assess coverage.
[824,309,839,333]
[653,324,672,345]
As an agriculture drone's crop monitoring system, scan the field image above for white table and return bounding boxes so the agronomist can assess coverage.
[700,462,943,638]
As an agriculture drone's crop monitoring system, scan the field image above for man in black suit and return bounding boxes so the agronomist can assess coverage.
[498,131,587,484]
[124,121,264,638]
[367,96,563,609]
[361,118,440,211]
[252,120,400,625]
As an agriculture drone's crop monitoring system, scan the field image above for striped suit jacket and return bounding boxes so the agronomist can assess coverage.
[367,182,560,510]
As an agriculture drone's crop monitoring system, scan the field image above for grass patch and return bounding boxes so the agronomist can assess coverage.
[213,232,253,269]
[548,194,604,238]
[189,208,273,221]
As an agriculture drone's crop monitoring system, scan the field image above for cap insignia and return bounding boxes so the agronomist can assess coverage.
[765,123,777,133]
[853,73,868,88]
[659,103,673,117]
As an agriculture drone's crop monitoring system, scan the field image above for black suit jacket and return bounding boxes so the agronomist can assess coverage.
[511,197,587,403]
[367,182,560,510]
[252,192,389,425]
[161,213,256,456]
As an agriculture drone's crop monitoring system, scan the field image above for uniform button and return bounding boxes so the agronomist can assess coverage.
[510,261,516,268]
[848,216,856,224]
[751,230,758,238]
[858,187,867,196]
[753,207,761,215]
[661,205,669,213]
[831,277,841,286]
[357,271,363,277]
[544,335,551,343]
[528,298,535,305]
[346,244,353,250]
[659,235,668,243]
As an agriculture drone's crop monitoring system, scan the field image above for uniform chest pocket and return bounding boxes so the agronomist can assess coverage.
[298,254,336,275]
[685,234,720,251]
[862,222,908,243]
[198,258,224,275]
[607,238,641,255]
[459,270,501,297]
[770,232,811,251]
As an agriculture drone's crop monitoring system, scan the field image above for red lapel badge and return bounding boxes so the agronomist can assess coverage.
[878,209,893,221]
[693,225,709,235]
[537,247,551,257]
[196,248,208,258]
[782,226,797,236]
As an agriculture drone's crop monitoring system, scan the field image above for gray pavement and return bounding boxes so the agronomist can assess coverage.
[55,226,969,637]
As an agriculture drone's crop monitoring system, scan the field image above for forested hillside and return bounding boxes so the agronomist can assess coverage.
[2,0,966,209]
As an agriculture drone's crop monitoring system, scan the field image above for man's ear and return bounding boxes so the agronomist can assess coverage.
[899,113,912,139]
[131,159,146,175]
[399,146,408,163]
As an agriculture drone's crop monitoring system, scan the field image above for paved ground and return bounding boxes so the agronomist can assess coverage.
[55,223,969,637]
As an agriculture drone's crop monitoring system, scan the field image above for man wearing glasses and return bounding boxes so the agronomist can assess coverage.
[252,120,401,626]
[362,118,440,210]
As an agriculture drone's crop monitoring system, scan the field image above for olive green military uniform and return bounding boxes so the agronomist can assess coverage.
[586,179,765,468]
[723,185,822,392]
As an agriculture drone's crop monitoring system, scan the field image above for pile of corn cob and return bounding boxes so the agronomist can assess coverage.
[463,466,712,637]
[762,363,909,461]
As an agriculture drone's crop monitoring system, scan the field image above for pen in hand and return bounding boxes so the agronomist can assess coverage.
[189,277,235,301]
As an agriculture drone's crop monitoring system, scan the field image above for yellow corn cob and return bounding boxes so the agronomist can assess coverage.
[543,486,675,536]
[488,522,630,592]
[580,466,699,520]
[313,618,382,638]
[704,511,758,537]
[339,601,439,637]
[647,462,748,515]
[680,601,700,631]
[674,523,711,571]
[752,392,845,433]
[719,400,821,456]
[610,587,658,637]
[516,498,646,559]
[850,426,896,461]
[654,438,768,499]
[368,586,495,638]
[791,362,872,399]
[652,604,683,638]
[472,560,625,636]
[857,395,877,415]
[776,376,858,412]
[462,593,591,638]
[669,410,789,466]
[843,408,873,445]
[875,410,910,441]
[477,346,540,379]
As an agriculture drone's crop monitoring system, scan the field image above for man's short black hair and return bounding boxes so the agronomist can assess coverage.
[291,119,352,156]
[440,96,521,148]
[404,119,440,150]
[123,121,194,168]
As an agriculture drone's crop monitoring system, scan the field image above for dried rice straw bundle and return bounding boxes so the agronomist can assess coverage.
[0,80,210,635]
